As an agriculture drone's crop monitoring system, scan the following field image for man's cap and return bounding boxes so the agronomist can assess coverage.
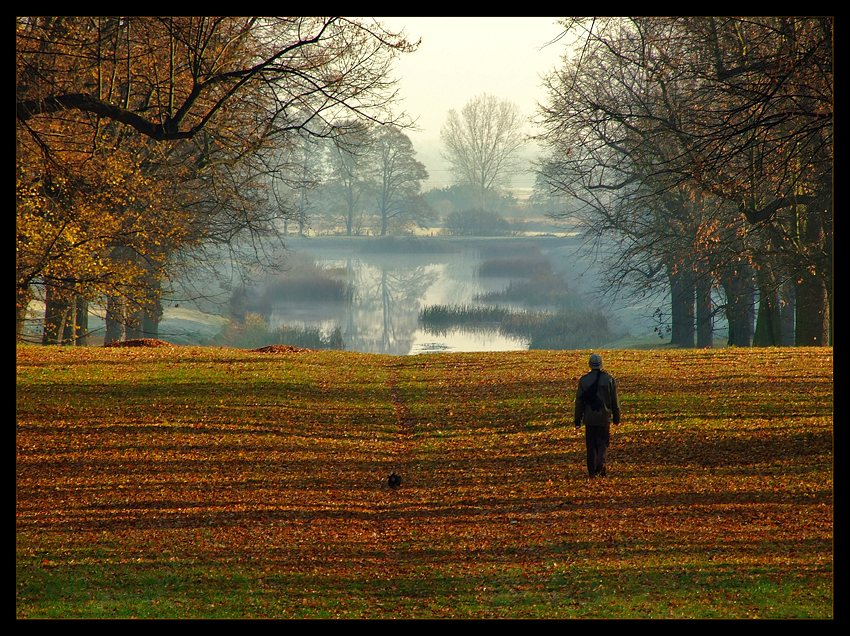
[589,353,602,369]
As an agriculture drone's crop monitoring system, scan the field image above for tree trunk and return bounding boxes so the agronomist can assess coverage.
[753,288,781,346]
[16,285,33,342]
[42,285,72,345]
[827,285,833,347]
[723,260,755,347]
[143,275,163,337]
[75,296,89,346]
[141,297,163,338]
[696,274,714,348]
[105,295,125,344]
[795,273,829,346]
[753,266,781,346]
[124,276,163,339]
[779,280,796,346]
[229,284,247,325]
[346,195,355,236]
[125,307,144,340]
[61,295,77,345]
[813,165,833,346]
[669,267,695,347]
[795,198,830,346]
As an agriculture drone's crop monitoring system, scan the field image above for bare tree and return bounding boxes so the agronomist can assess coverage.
[536,19,723,347]
[322,123,374,236]
[537,17,832,346]
[269,129,327,237]
[366,126,429,235]
[440,93,526,210]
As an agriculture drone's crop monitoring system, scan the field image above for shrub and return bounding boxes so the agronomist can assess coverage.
[444,209,511,237]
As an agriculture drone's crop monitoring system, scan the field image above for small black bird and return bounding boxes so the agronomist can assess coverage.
[387,472,401,489]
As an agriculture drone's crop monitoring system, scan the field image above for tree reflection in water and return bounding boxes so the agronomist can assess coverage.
[268,241,530,354]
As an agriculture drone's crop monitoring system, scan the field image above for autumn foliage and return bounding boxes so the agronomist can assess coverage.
[16,346,833,618]
[16,17,416,343]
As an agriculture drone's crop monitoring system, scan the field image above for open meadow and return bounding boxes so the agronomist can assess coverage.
[16,344,834,619]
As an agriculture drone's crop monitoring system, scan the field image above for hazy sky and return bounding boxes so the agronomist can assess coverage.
[374,16,569,192]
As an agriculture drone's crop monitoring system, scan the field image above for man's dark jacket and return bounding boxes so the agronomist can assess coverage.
[574,369,621,427]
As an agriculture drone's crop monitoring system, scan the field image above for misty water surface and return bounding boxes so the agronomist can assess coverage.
[264,236,623,355]
[157,235,660,353]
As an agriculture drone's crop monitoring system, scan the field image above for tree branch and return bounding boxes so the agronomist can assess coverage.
[17,93,195,140]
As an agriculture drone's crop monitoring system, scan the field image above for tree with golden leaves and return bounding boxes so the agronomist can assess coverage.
[16,16,416,343]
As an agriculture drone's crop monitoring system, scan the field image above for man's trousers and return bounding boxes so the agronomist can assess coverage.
[584,424,610,476]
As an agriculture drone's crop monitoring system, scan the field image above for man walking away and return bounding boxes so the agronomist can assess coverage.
[574,353,621,477]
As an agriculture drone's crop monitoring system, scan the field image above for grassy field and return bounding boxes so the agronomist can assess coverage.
[16,344,834,619]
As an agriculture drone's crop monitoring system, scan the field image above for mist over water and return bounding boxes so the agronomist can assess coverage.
[250,236,657,355]
[157,235,661,354]
[269,240,530,354]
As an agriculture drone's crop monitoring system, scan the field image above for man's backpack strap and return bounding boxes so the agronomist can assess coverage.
[581,369,603,411]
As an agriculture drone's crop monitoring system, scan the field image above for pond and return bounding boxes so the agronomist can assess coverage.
[252,236,642,355]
